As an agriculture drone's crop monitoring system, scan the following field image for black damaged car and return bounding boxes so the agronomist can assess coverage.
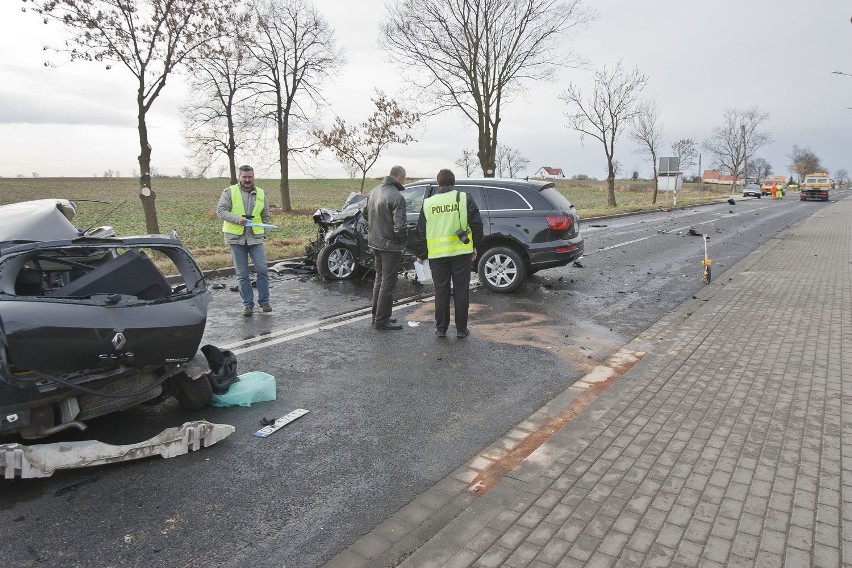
[400,178,584,293]
[306,179,584,293]
[0,199,213,439]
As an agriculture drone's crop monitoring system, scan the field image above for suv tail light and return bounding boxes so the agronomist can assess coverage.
[546,214,574,231]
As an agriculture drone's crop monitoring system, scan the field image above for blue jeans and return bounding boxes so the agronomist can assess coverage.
[230,243,270,308]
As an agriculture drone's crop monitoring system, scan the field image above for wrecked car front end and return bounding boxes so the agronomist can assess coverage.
[0,200,212,439]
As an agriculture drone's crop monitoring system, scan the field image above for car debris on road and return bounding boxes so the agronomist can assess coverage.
[253,409,309,438]
[1,420,235,479]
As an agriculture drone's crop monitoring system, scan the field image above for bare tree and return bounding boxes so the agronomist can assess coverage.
[25,0,230,233]
[560,62,648,207]
[788,146,822,183]
[380,0,595,178]
[181,10,258,185]
[455,149,478,177]
[835,168,849,188]
[246,0,343,211]
[505,148,530,178]
[671,138,697,175]
[747,157,772,182]
[702,107,771,192]
[496,145,530,178]
[629,101,663,203]
[312,92,420,192]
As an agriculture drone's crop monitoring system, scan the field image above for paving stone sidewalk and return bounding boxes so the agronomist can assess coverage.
[327,197,851,568]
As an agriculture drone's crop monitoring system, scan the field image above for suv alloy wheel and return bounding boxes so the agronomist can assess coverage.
[478,245,526,293]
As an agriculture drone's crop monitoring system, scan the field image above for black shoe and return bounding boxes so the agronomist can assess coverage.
[370,318,397,326]
[376,323,403,331]
[456,329,469,338]
[436,330,447,338]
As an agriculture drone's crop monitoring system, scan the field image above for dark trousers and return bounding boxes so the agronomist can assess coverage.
[430,254,472,333]
[372,249,402,327]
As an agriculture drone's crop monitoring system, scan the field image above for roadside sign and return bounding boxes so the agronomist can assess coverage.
[659,157,680,174]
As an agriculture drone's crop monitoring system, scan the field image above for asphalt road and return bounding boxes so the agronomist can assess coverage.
[0,191,842,567]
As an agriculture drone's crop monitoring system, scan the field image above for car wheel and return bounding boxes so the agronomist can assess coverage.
[478,246,526,293]
[174,372,213,411]
[317,243,357,280]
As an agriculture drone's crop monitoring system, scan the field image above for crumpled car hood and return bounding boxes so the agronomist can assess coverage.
[0,199,82,243]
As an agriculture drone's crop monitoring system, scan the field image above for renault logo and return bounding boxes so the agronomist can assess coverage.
[112,333,126,350]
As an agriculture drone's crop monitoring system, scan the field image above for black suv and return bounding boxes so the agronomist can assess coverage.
[400,178,584,292]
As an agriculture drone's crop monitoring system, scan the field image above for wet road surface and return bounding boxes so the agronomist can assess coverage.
[0,192,841,567]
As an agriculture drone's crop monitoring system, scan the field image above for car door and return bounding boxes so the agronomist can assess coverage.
[399,183,432,252]
[452,184,488,240]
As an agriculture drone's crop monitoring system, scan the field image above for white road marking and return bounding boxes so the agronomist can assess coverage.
[221,298,430,355]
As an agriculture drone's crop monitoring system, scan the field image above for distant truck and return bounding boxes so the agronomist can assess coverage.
[760,176,787,196]
[800,172,831,201]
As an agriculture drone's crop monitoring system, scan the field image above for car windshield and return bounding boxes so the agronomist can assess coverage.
[399,184,431,215]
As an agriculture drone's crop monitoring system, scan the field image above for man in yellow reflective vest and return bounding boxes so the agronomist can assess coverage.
[414,169,483,338]
[216,165,272,317]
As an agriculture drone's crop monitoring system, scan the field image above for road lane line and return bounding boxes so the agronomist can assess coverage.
[221,298,430,355]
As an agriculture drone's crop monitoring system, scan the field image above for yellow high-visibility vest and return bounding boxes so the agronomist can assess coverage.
[424,190,473,258]
[222,185,265,235]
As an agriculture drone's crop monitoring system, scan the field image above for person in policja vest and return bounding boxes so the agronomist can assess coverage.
[414,169,483,338]
[216,164,272,317]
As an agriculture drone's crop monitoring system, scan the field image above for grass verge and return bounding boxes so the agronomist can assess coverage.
[0,177,734,270]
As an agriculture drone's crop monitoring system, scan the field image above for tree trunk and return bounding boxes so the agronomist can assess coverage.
[227,113,238,185]
[278,124,292,211]
[606,167,617,207]
[137,97,160,234]
[606,144,617,207]
[652,164,659,204]
[476,114,497,177]
[227,147,237,185]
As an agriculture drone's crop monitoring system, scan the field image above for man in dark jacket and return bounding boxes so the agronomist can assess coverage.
[364,165,408,330]
[414,169,483,338]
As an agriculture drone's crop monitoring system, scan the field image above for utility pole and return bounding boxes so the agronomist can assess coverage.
[741,124,747,195]
[698,154,703,192]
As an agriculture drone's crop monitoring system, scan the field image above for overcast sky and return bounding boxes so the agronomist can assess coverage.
[1,0,850,181]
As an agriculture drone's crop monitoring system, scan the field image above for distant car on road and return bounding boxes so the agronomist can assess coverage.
[742,183,762,198]
[800,186,830,201]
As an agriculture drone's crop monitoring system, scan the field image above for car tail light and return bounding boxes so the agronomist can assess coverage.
[554,244,580,253]
[546,214,573,231]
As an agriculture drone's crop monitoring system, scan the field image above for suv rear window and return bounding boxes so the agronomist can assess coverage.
[540,186,575,213]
